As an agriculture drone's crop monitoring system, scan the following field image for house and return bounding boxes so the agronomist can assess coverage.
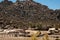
[25,30,41,37]
[0,29,25,37]
[3,29,23,34]
[48,28,60,34]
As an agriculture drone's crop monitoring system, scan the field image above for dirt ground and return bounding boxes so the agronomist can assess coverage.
[0,35,60,40]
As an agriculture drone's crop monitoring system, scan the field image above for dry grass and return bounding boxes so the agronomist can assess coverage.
[0,37,30,40]
[31,34,37,40]
[42,33,49,40]
[0,33,60,40]
[0,37,59,40]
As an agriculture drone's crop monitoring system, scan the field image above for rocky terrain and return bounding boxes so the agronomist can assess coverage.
[0,0,60,29]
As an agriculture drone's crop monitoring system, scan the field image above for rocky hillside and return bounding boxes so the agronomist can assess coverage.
[0,0,60,29]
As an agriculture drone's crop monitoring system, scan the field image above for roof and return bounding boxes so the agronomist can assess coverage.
[49,28,55,30]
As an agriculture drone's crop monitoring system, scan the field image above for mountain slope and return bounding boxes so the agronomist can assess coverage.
[0,0,60,29]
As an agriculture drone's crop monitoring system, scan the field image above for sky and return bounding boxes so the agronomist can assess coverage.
[0,0,60,10]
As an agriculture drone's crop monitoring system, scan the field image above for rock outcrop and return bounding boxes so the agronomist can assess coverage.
[0,0,60,29]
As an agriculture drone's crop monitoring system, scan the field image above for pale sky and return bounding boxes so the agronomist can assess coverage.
[0,0,60,10]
